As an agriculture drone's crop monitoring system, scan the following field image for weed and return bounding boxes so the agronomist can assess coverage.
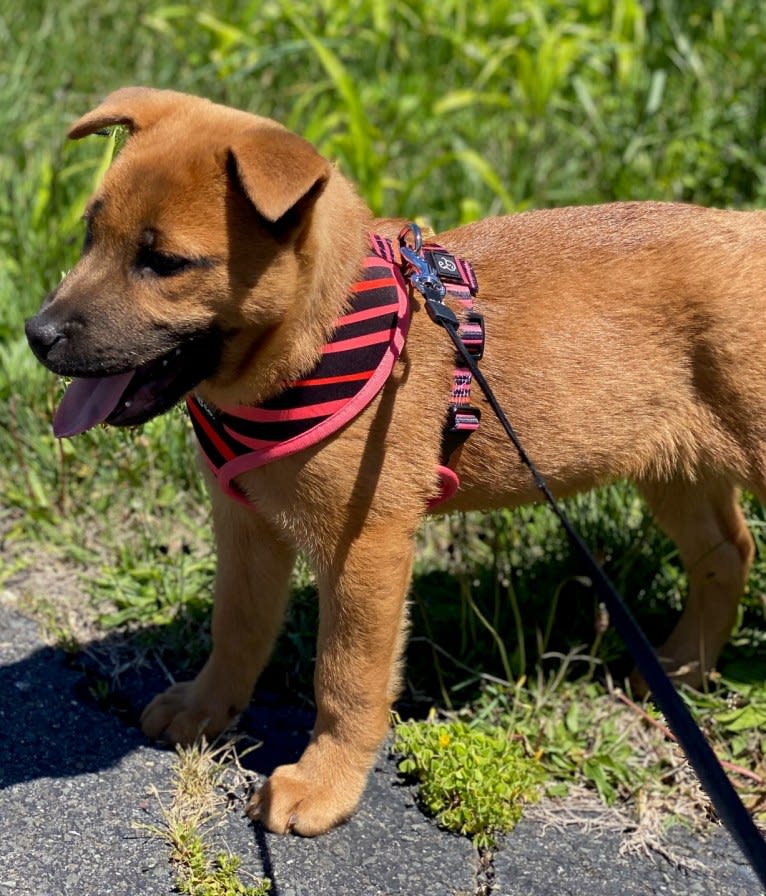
[395,661,766,846]
[173,828,270,896]
[141,739,270,896]
[393,714,544,848]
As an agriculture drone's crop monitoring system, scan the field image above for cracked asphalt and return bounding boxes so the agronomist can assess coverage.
[1,598,763,896]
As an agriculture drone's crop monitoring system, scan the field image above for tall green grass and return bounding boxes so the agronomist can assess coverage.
[2,0,766,694]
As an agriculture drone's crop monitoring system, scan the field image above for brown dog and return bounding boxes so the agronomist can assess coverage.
[25,87,762,835]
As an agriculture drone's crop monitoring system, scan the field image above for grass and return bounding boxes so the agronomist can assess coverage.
[140,739,271,895]
[2,0,766,853]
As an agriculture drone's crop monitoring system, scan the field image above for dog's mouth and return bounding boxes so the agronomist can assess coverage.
[52,332,222,437]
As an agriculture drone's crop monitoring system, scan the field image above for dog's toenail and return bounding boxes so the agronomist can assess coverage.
[286,812,298,833]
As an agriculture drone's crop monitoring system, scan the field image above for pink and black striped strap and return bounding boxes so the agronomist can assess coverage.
[416,243,483,481]
[187,237,410,505]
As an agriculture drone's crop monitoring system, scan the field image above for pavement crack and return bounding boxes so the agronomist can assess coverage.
[474,845,495,896]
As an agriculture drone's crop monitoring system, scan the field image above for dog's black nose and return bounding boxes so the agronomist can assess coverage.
[24,315,64,355]
[25,313,85,366]
[25,315,68,364]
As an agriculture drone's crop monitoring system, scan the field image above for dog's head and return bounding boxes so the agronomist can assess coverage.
[25,87,366,436]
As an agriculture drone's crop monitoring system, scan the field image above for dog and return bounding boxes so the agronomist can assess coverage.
[25,87,763,836]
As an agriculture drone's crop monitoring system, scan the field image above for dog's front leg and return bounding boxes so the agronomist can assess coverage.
[141,487,296,744]
[249,520,414,835]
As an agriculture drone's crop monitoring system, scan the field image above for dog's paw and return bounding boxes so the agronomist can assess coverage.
[246,761,365,836]
[140,682,237,745]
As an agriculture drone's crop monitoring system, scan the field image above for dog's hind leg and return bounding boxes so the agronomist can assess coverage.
[141,485,297,744]
[635,476,754,689]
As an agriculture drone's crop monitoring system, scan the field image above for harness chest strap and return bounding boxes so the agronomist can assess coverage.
[187,233,482,507]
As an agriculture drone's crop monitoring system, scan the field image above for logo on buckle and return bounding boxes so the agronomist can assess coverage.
[427,251,463,283]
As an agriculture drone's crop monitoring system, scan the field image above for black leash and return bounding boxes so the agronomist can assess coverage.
[400,225,766,890]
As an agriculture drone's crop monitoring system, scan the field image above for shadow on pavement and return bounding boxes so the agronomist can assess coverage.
[0,607,313,789]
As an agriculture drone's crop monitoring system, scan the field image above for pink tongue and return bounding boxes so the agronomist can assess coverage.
[53,371,136,438]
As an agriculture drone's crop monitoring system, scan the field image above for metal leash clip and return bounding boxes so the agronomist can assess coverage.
[398,223,459,328]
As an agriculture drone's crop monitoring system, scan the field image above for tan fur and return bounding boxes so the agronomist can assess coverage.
[31,88,766,835]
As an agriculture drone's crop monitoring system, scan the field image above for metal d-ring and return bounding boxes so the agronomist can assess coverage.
[398,221,423,254]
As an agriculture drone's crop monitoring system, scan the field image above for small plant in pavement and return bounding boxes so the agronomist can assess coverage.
[139,738,270,896]
[393,716,544,848]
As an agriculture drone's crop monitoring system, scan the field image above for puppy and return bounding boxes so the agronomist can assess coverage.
[26,87,763,836]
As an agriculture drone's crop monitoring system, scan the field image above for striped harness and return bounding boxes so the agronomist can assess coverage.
[187,233,482,508]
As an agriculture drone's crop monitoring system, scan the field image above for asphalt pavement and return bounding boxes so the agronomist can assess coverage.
[1,597,762,896]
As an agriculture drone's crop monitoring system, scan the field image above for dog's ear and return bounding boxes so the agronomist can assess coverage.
[67,87,198,139]
[228,127,332,224]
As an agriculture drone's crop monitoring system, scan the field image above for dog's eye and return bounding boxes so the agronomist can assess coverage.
[137,247,191,278]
